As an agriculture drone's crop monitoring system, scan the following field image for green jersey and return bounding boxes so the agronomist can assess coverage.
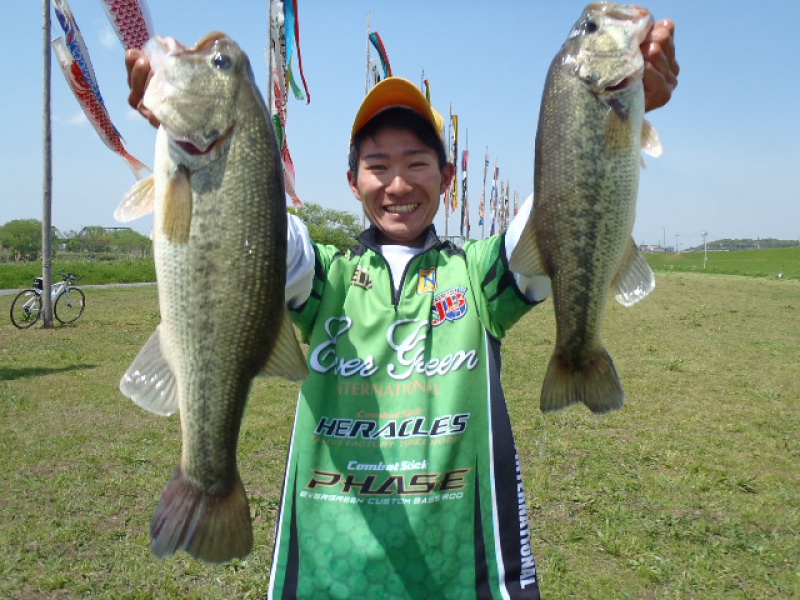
[269,225,542,599]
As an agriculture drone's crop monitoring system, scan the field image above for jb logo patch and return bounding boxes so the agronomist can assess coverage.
[431,287,468,326]
[417,267,437,295]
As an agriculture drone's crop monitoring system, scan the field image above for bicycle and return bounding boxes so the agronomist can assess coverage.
[10,270,86,329]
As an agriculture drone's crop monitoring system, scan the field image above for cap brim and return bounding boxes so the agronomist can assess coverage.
[351,77,443,141]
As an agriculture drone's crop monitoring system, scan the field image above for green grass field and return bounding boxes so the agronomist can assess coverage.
[647,246,799,279]
[1,273,798,599]
[0,246,798,289]
[0,260,157,290]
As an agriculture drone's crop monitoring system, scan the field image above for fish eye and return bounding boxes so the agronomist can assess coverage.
[212,52,233,70]
[583,20,598,33]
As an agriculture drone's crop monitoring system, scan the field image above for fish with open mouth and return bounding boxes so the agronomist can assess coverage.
[116,31,308,563]
[510,3,662,414]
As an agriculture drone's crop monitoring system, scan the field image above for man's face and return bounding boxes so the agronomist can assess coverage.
[348,127,453,247]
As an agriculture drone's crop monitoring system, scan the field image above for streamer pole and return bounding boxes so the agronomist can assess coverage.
[41,0,54,328]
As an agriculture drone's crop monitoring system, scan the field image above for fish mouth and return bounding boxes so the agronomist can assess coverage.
[591,3,650,21]
[175,140,212,156]
[623,6,655,46]
[146,32,231,63]
[169,126,233,157]
[605,74,639,92]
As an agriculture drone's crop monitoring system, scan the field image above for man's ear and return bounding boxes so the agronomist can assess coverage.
[347,170,362,201]
[439,163,456,195]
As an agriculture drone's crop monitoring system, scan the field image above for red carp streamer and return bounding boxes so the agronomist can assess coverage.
[52,37,149,179]
[100,0,154,50]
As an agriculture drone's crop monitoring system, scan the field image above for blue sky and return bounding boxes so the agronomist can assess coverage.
[6,1,800,248]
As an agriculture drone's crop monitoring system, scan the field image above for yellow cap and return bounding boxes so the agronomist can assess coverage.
[351,77,445,141]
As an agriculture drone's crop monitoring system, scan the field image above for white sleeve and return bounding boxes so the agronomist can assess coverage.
[286,213,315,308]
[504,194,551,302]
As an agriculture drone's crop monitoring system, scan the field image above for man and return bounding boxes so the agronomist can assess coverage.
[126,13,678,600]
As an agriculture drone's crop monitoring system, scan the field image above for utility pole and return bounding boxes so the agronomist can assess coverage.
[41,0,54,328]
[702,231,708,269]
[362,10,370,231]
[365,11,371,97]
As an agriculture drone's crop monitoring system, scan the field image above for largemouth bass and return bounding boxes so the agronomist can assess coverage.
[510,3,661,414]
[115,32,308,563]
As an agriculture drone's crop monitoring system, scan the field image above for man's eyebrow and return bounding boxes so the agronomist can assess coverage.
[362,151,389,161]
[362,148,433,161]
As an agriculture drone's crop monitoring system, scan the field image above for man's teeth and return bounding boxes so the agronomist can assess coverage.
[385,204,419,214]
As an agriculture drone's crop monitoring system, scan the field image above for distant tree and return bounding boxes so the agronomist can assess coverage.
[289,203,361,252]
[112,228,152,258]
[66,226,109,254]
[0,219,42,261]
[66,226,151,257]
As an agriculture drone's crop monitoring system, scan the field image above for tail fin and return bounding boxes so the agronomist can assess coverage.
[122,150,151,181]
[150,468,253,564]
[539,348,624,414]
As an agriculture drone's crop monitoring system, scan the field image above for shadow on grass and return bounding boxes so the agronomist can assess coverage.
[0,364,98,381]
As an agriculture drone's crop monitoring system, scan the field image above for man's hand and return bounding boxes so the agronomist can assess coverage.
[125,49,160,128]
[641,18,679,112]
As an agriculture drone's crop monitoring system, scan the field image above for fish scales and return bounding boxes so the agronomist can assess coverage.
[511,3,659,414]
[117,32,308,564]
[535,64,642,361]
[158,126,279,486]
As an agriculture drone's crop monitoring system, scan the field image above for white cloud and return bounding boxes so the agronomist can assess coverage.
[52,111,89,126]
[68,111,88,125]
[100,26,118,50]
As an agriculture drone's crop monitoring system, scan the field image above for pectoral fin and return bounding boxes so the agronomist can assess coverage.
[612,238,655,307]
[641,119,662,158]
[260,309,309,381]
[115,175,156,222]
[508,226,547,278]
[162,166,193,245]
[120,326,179,416]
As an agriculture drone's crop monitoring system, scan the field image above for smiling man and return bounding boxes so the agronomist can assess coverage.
[346,85,453,248]
[279,78,553,598]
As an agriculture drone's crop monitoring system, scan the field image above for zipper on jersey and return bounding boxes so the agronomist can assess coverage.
[372,252,401,308]
[393,255,419,306]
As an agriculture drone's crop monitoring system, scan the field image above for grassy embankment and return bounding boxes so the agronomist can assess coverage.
[0,246,798,289]
[647,246,799,279]
[0,259,156,290]
[1,270,798,598]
